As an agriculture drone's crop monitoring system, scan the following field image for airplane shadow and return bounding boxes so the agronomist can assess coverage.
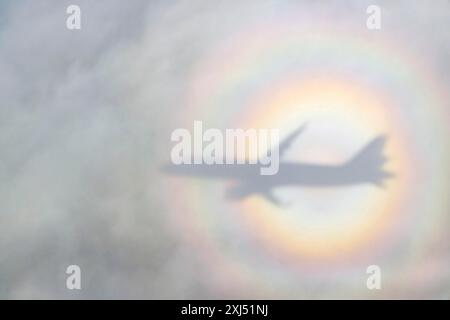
[162,127,394,206]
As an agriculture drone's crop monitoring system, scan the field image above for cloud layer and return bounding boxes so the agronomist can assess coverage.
[1,0,449,299]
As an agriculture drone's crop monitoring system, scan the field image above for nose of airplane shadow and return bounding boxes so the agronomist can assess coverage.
[160,163,176,173]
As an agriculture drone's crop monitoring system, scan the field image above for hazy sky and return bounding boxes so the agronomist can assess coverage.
[1,0,449,299]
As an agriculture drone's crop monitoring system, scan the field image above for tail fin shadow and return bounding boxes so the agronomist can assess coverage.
[346,135,394,186]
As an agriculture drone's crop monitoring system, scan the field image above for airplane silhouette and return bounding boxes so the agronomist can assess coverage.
[162,124,393,206]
